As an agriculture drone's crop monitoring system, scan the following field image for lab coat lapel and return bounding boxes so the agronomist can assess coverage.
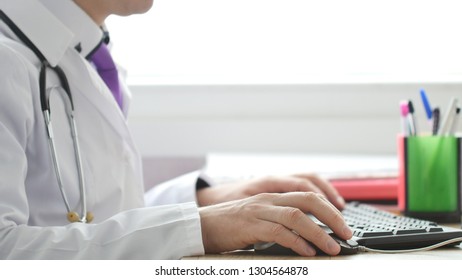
[63,50,138,152]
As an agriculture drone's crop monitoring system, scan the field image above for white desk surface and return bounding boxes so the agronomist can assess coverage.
[185,246,462,260]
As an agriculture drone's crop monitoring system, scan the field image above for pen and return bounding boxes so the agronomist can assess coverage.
[449,107,461,135]
[420,89,433,122]
[438,97,458,135]
[432,107,440,135]
[400,100,410,136]
[407,100,417,136]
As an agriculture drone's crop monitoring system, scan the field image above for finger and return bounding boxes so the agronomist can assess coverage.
[293,174,345,209]
[256,220,317,256]
[257,176,326,196]
[257,203,342,255]
[206,200,318,256]
[272,192,342,220]
[276,192,350,238]
[271,193,353,248]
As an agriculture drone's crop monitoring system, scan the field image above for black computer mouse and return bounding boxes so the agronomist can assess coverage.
[254,233,359,256]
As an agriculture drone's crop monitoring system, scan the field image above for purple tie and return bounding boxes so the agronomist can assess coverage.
[89,43,123,109]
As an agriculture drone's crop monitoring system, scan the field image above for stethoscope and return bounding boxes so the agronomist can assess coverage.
[0,11,93,223]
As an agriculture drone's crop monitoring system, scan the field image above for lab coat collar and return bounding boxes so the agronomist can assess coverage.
[39,0,103,58]
[0,0,103,66]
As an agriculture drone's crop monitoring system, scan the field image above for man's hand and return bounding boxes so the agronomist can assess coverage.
[199,192,352,256]
[197,174,345,210]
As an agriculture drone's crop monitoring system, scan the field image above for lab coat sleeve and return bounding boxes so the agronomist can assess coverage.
[0,45,204,260]
[1,202,204,260]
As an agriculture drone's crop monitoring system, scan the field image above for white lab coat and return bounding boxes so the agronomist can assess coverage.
[0,0,204,259]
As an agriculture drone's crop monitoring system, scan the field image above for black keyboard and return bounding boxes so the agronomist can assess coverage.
[254,202,462,255]
[341,202,462,250]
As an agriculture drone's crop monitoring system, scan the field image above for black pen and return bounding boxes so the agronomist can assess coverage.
[407,100,417,136]
[432,107,440,135]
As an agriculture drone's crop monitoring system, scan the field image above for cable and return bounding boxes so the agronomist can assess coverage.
[357,237,462,254]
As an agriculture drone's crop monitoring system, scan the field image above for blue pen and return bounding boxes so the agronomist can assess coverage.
[420,89,433,121]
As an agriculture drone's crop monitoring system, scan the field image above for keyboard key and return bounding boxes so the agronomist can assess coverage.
[393,228,427,235]
[356,230,394,237]
[427,227,444,232]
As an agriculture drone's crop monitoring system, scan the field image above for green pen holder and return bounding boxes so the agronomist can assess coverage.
[399,135,461,223]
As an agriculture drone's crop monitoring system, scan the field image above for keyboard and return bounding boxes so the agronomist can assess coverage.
[254,202,462,255]
[340,202,462,250]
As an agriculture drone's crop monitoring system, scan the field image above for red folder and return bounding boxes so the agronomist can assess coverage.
[330,177,398,201]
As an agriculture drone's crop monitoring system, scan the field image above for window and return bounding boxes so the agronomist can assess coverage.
[107,0,462,85]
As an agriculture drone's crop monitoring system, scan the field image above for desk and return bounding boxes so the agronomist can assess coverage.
[142,155,462,260]
[185,223,462,260]
[185,246,462,260]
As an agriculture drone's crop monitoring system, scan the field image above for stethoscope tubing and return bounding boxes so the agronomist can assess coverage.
[1,9,90,223]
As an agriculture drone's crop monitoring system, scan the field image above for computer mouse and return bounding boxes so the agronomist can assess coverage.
[254,233,359,256]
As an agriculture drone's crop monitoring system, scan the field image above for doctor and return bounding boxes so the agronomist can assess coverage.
[0,0,352,259]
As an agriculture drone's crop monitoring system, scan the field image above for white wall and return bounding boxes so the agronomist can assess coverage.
[128,82,462,157]
[109,0,462,86]
[108,0,462,184]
